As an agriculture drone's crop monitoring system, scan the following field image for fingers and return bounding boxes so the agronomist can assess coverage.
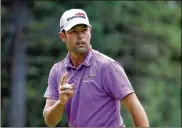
[59,72,68,88]
[63,90,73,95]
[60,90,74,96]
[70,84,75,90]
[59,84,75,91]
[61,72,68,86]
[59,86,72,91]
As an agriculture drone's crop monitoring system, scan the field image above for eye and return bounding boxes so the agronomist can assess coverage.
[69,29,76,34]
[82,28,87,33]
[72,30,77,33]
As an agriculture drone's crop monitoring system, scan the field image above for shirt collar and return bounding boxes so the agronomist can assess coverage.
[64,49,93,69]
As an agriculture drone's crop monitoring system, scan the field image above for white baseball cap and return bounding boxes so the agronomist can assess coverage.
[60,9,92,32]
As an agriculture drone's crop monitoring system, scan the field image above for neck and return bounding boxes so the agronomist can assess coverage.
[69,51,88,68]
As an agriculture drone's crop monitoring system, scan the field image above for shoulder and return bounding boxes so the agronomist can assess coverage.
[52,57,67,69]
[92,49,123,69]
[49,58,67,76]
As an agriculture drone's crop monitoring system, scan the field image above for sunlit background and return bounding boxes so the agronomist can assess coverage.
[1,0,181,127]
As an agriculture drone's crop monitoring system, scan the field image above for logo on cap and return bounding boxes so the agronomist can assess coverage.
[75,12,85,16]
[67,12,86,21]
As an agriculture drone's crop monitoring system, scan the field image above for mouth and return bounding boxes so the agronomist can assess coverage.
[76,41,85,47]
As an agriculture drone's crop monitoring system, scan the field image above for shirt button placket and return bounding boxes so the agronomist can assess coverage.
[72,69,78,89]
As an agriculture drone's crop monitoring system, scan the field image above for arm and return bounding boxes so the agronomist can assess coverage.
[43,99,65,127]
[43,72,73,127]
[102,61,149,126]
[121,93,149,127]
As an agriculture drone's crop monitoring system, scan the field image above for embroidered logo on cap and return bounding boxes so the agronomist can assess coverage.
[67,12,86,21]
[75,12,85,16]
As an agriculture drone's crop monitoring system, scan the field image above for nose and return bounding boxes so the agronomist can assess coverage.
[77,31,84,38]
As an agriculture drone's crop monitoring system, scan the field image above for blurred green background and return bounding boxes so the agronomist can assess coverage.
[1,0,181,127]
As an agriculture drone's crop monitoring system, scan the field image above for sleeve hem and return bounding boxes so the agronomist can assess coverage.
[43,93,59,100]
[119,88,135,100]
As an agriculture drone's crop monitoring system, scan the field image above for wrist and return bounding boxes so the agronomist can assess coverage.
[56,100,65,108]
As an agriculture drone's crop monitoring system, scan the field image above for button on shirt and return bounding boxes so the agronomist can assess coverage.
[44,49,134,127]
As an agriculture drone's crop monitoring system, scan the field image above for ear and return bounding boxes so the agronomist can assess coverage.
[89,27,92,39]
[59,32,66,43]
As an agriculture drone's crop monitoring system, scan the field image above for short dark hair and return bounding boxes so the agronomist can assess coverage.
[62,29,66,38]
[62,29,65,34]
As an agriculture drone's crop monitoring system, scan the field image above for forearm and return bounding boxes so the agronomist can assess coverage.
[131,106,149,127]
[43,100,65,127]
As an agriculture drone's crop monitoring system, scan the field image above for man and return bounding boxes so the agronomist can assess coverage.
[43,9,149,127]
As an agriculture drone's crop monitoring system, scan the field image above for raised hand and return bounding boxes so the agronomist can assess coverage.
[58,72,74,105]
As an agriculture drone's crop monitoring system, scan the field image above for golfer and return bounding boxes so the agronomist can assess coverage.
[43,9,149,127]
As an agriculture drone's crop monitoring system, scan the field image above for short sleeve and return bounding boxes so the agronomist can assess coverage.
[43,64,59,100]
[102,61,134,100]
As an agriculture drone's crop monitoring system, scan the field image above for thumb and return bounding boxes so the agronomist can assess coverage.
[70,83,75,89]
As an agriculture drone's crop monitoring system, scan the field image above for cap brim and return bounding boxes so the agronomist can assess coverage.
[64,20,91,31]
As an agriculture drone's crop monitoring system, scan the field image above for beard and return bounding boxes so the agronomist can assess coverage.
[73,40,90,54]
[73,44,89,54]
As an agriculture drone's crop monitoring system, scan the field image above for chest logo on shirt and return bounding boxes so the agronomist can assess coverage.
[81,75,96,83]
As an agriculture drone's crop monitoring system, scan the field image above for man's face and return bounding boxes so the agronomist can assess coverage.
[60,24,91,54]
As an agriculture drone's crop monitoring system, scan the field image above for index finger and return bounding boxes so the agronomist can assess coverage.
[59,72,68,87]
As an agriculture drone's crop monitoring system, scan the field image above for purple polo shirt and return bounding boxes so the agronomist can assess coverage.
[44,49,134,127]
